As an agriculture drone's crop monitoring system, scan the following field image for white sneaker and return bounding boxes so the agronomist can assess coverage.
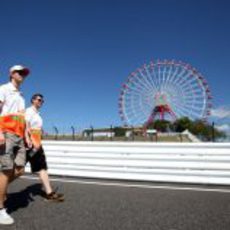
[0,208,14,225]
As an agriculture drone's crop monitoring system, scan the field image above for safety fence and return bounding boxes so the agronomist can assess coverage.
[26,141,230,185]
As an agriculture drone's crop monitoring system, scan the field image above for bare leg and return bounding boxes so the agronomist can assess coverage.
[8,166,25,184]
[0,170,13,208]
[38,170,52,194]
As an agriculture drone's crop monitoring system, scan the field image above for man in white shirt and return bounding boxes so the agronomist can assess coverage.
[26,94,64,202]
[0,65,31,225]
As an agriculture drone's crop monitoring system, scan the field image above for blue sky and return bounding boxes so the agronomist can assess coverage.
[0,0,229,133]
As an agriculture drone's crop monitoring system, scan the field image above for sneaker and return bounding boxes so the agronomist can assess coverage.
[0,208,14,225]
[45,192,64,202]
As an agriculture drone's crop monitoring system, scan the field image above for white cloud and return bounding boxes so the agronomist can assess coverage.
[211,107,230,119]
[216,124,230,133]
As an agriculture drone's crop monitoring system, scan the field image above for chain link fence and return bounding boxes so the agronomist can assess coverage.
[42,125,196,142]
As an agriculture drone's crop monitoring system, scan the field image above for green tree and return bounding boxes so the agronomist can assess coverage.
[173,117,192,132]
[191,120,226,141]
[114,127,126,137]
[147,120,171,132]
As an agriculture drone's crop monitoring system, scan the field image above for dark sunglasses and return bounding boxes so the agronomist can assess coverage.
[16,70,27,77]
[36,98,44,103]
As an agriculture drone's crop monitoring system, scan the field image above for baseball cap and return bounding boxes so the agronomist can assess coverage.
[9,65,30,76]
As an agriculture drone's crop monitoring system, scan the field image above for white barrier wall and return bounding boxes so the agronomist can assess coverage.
[26,141,230,185]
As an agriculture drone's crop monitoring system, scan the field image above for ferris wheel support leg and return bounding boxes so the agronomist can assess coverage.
[161,111,164,120]
[143,112,155,136]
[169,110,177,121]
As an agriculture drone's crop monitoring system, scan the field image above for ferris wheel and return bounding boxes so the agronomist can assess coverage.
[118,60,213,127]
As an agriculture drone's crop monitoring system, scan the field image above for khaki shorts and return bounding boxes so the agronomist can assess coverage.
[0,132,26,171]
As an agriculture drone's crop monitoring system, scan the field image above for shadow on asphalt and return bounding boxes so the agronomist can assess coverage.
[5,183,45,214]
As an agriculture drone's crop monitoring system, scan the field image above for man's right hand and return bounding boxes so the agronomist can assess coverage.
[0,131,5,145]
[25,137,33,149]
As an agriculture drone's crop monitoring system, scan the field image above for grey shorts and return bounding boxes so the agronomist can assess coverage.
[0,132,26,171]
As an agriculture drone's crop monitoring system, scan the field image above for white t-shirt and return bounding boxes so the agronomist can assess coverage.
[25,106,43,129]
[0,82,25,115]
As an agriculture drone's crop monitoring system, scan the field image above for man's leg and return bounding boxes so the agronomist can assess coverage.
[0,133,16,199]
[0,134,16,225]
[38,169,52,194]
[11,136,26,183]
[8,166,25,183]
[29,147,64,201]
[0,170,14,225]
[28,147,51,193]
[0,170,13,208]
[37,169,64,202]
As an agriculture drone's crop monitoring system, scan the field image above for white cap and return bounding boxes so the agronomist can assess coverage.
[9,65,30,76]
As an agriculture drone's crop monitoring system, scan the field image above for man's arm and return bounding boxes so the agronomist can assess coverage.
[0,101,5,145]
[25,111,33,149]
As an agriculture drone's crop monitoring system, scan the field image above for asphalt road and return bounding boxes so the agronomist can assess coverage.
[1,177,230,230]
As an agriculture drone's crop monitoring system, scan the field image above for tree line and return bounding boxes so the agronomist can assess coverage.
[114,117,226,141]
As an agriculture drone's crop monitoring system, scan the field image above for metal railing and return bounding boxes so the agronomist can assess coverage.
[26,141,230,185]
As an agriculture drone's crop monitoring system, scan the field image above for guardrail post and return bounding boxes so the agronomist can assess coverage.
[212,122,215,142]
[90,126,94,141]
[110,125,113,141]
[131,126,135,141]
[179,133,183,142]
[53,126,59,140]
[71,126,75,141]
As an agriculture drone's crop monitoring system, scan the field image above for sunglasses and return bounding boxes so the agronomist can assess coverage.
[16,70,27,77]
[36,98,44,103]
